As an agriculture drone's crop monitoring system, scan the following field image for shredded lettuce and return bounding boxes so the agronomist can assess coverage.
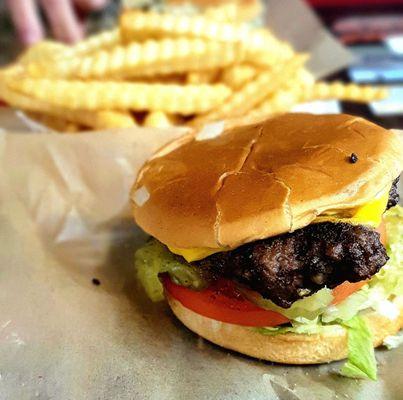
[243,287,334,320]
[383,332,403,349]
[255,320,344,336]
[340,316,377,380]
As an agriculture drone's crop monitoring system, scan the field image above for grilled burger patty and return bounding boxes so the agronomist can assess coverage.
[387,177,400,210]
[196,223,388,308]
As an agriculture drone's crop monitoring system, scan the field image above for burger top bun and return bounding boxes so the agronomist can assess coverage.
[132,113,403,249]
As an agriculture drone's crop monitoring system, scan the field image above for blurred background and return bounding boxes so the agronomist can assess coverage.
[1,0,403,128]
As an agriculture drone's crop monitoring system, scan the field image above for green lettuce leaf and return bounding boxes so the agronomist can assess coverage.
[383,333,403,350]
[243,287,333,320]
[255,320,344,336]
[340,316,377,380]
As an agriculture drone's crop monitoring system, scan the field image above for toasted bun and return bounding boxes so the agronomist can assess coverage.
[132,114,403,249]
[167,294,403,364]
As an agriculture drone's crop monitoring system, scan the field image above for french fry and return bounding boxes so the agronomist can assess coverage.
[144,111,175,128]
[186,70,218,85]
[63,28,120,57]
[28,39,245,79]
[18,41,67,65]
[248,89,302,119]
[191,55,306,125]
[87,110,138,129]
[221,64,257,89]
[223,68,315,126]
[8,78,232,115]
[0,79,137,130]
[304,82,388,103]
[222,89,303,129]
[204,1,263,23]
[119,11,294,65]
[25,112,81,132]
[18,30,120,74]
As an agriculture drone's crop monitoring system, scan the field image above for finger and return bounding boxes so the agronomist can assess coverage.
[6,0,44,45]
[40,0,84,43]
[73,0,109,12]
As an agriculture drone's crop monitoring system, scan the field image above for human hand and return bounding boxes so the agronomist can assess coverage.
[6,0,110,46]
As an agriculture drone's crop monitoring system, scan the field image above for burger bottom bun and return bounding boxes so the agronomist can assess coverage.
[167,295,403,364]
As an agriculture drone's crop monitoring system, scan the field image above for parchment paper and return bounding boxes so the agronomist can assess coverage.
[0,2,398,398]
[265,0,354,78]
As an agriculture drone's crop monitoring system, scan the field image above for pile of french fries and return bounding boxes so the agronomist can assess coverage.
[0,4,388,133]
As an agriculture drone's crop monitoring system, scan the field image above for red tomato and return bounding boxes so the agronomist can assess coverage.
[376,220,387,246]
[163,276,290,327]
[332,280,367,305]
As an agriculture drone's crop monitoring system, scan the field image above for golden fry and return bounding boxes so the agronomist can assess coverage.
[220,64,257,89]
[18,41,67,65]
[192,55,306,125]
[223,89,303,129]
[88,110,138,129]
[144,111,174,128]
[64,28,120,57]
[119,11,294,65]
[25,112,81,132]
[304,82,388,103]
[249,90,302,118]
[30,39,244,79]
[186,70,218,85]
[0,79,136,130]
[243,67,314,116]
[121,10,264,46]
[204,1,263,23]
[8,78,232,115]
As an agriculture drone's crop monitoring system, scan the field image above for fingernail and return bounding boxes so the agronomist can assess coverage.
[21,30,43,46]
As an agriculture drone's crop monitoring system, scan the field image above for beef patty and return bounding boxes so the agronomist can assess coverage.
[387,177,400,210]
[196,223,388,308]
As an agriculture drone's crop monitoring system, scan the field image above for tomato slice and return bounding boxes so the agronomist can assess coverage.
[376,220,387,246]
[332,280,367,305]
[163,276,290,327]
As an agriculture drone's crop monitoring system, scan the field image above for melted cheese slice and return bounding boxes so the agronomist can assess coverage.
[167,246,224,262]
[169,189,390,262]
[313,189,390,227]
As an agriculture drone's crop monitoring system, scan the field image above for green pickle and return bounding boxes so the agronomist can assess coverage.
[135,240,206,302]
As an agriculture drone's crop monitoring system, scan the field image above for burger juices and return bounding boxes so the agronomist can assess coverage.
[132,114,403,379]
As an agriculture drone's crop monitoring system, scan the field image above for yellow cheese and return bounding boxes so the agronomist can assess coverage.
[167,245,225,262]
[314,189,390,227]
[168,189,390,262]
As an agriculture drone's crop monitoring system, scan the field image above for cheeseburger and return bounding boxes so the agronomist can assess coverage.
[133,113,403,379]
